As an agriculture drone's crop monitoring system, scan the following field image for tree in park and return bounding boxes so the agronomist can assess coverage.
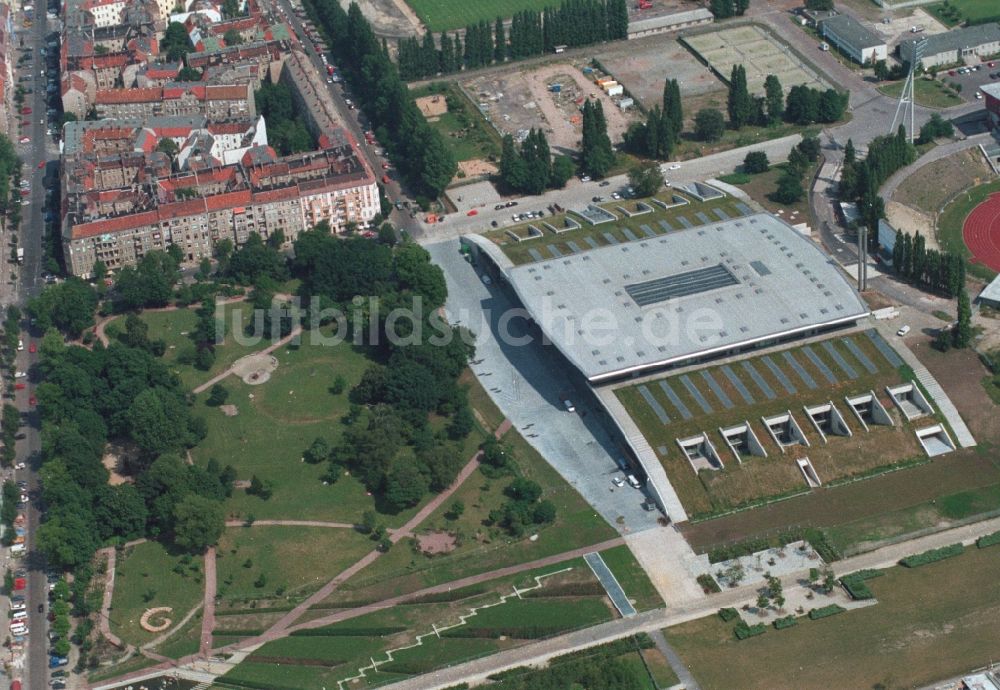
[223,28,243,46]
[662,78,683,139]
[743,150,769,174]
[172,494,225,553]
[773,168,804,204]
[727,65,753,129]
[494,16,506,62]
[873,59,889,82]
[627,162,664,198]
[892,229,904,273]
[805,0,833,9]
[384,461,429,511]
[550,155,575,188]
[764,74,784,124]
[954,288,972,348]
[27,279,99,338]
[694,108,725,142]
[162,22,193,62]
[581,100,615,177]
[221,0,241,17]
[126,388,191,455]
[206,384,229,407]
[303,437,331,464]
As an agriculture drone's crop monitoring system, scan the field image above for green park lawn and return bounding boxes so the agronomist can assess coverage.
[599,545,663,612]
[321,425,617,605]
[403,0,553,32]
[666,545,1000,689]
[109,541,205,648]
[929,0,1000,26]
[410,83,501,163]
[215,526,375,603]
[153,611,203,659]
[878,78,963,109]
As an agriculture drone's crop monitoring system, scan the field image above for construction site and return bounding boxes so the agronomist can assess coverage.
[461,61,641,154]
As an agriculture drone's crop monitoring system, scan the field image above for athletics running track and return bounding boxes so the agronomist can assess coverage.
[962,191,1000,272]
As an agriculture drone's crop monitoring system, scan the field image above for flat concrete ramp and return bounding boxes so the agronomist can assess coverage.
[822,341,858,380]
[735,202,754,216]
[621,228,639,242]
[742,360,776,399]
[694,211,711,224]
[680,374,713,413]
[659,380,693,420]
[722,365,755,403]
[803,346,838,384]
[639,224,655,238]
[782,351,817,389]
[602,232,620,245]
[547,244,563,258]
[583,552,636,618]
[638,385,670,424]
[866,329,904,367]
[713,207,731,221]
[585,236,601,250]
[842,337,878,374]
[700,370,733,409]
[528,248,545,262]
[658,219,673,232]
[566,241,584,254]
[676,216,693,228]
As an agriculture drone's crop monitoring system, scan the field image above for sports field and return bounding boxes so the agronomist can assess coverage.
[929,0,1000,27]
[938,179,1000,281]
[407,0,552,32]
[961,190,1000,273]
[667,544,1000,689]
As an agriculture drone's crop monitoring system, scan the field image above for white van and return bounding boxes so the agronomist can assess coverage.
[11,611,27,621]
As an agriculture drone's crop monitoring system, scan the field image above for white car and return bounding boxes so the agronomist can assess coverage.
[14,371,26,378]
[563,399,576,413]
[612,476,625,487]
[15,462,25,470]
[896,325,911,336]
[481,274,492,285]
[611,192,620,200]
[667,163,681,170]
[580,175,591,182]
[627,474,642,489]
[17,339,23,350]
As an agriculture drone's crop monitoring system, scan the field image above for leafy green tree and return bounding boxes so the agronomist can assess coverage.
[954,288,972,348]
[221,0,241,17]
[764,74,783,124]
[743,151,769,173]
[114,250,179,310]
[162,22,193,62]
[627,162,664,197]
[727,65,753,129]
[550,155,575,188]
[223,28,244,46]
[384,461,429,510]
[206,384,229,407]
[581,100,614,177]
[805,0,833,8]
[127,388,190,455]
[92,484,148,541]
[303,437,331,464]
[27,279,99,338]
[773,169,804,204]
[177,66,202,81]
[662,78,683,139]
[694,108,725,142]
[172,494,225,552]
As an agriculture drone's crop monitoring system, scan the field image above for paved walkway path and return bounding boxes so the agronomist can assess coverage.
[97,547,126,650]
[199,547,217,656]
[881,323,977,447]
[224,519,358,529]
[380,514,1000,690]
[191,324,302,395]
[142,602,204,651]
[648,629,701,690]
[93,295,248,347]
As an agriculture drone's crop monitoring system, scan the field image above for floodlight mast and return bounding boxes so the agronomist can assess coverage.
[890,39,926,143]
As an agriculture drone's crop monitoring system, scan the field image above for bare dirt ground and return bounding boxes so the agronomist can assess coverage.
[102,440,138,485]
[464,62,637,155]
[416,94,448,118]
[351,0,422,38]
[219,404,239,417]
[457,159,497,178]
[892,148,993,217]
[911,340,999,442]
[231,353,278,385]
[595,37,723,108]
[886,201,938,250]
[417,531,457,555]
[872,8,948,47]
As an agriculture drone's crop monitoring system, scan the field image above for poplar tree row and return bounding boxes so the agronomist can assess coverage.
[396,0,629,81]
[891,229,966,298]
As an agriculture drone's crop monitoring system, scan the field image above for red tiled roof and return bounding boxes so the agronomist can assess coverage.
[204,84,248,100]
[205,189,252,211]
[89,53,129,69]
[157,198,207,220]
[252,186,299,204]
[71,210,159,239]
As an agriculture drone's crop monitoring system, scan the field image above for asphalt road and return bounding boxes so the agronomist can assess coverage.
[16,2,54,688]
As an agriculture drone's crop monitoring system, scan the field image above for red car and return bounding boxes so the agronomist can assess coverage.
[382,174,390,184]
[28,396,35,406]
[19,189,29,196]
[14,383,25,390]
[20,107,30,115]
[28,343,35,353]
[20,121,29,128]
[467,209,478,216]
[37,161,44,169]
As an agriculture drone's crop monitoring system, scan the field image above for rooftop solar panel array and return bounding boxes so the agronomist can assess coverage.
[624,264,739,307]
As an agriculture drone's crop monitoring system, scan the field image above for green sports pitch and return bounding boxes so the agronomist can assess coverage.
[407,0,554,32]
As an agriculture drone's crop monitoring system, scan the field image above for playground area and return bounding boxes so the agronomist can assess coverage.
[682,24,828,95]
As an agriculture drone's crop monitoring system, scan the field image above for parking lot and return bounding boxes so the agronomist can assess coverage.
[427,238,663,535]
[939,61,1000,102]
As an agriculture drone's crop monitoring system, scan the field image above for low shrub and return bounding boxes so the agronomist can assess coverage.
[976,531,1000,549]
[899,543,964,568]
[733,621,767,640]
[718,607,740,622]
[808,604,846,620]
[773,615,798,630]
[698,573,721,594]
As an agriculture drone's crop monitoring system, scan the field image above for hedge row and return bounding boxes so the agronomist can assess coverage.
[734,621,767,640]
[290,626,407,637]
[808,605,846,620]
[442,626,566,639]
[773,615,798,630]
[840,569,883,601]
[522,581,606,598]
[707,528,841,564]
[976,531,1000,549]
[408,585,488,604]
[216,606,294,616]
[899,543,964,568]
[698,574,721,594]
[213,628,265,636]
[718,607,740,622]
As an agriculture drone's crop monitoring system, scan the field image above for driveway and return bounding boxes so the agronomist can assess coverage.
[427,239,662,534]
